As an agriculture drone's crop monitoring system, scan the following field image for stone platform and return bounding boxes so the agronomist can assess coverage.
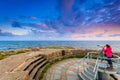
[43,59,84,80]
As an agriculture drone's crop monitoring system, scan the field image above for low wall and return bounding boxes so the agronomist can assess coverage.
[44,49,95,61]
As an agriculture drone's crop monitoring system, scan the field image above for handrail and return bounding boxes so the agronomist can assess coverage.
[117,59,120,74]
[93,57,99,72]
[77,53,89,74]
[82,52,120,77]
[96,52,120,74]
[82,53,89,70]
[81,52,99,80]
[94,57,99,80]
[78,51,120,80]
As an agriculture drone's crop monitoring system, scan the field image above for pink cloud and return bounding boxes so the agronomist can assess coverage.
[33,23,54,31]
[60,0,74,14]
[58,0,75,22]
[65,24,120,40]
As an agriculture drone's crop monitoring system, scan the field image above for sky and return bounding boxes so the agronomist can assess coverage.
[0,0,120,40]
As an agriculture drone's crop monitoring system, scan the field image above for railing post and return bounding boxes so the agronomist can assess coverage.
[87,53,89,64]
[117,58,120,74]
[93,58,98,72]
[94,62,99,80]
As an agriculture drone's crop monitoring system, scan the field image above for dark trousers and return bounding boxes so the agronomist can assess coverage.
[107,57,113,68]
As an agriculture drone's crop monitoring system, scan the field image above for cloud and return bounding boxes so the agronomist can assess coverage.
[0,29,2,33]
[58,0,74,14]
[0,29,14,36]
[57,0,76,26]
[109,34,120,37]
[6,0,120,32]
[2,0,120,40]
[0,32,14,36]
[7,19,54,32]
[29,23,52,30]
[96,33,103,37]
[7,19,22,28]
[55,0,120,27]
[20,16,38,20]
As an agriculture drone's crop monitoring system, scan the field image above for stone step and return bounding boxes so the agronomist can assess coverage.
[22,56,43,71]
[28,58,46,75]
[29,60,48,80]
[34,65,46,80]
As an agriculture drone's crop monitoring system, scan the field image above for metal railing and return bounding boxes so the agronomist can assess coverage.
[99,54,120,74]
[93,57,99,80]
[80,51,120,80]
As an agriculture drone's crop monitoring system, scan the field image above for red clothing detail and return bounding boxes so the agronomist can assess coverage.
[102,47,112,57]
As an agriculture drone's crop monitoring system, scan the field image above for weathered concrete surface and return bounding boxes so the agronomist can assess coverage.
[0,49,64,80]
[0,71,29,80]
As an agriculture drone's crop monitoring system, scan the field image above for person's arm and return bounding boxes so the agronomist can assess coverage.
[102,46,107,57]
[102,46,106,52]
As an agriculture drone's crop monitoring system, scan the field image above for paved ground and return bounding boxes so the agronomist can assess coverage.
[43,58,84,80]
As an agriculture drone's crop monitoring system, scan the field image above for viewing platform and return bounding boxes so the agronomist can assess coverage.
[78,52,120,80]
[0,48,120,80]
[43,52,120,80]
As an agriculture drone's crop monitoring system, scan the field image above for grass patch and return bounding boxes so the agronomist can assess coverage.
[0,54,4,60]
[39,54,85,80]
[47,46,62,49]
[0,50,28,60]
[0,53,14,60]
[15,50,27,54]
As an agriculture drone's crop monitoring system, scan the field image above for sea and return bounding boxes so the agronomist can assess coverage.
[0,41,120,52]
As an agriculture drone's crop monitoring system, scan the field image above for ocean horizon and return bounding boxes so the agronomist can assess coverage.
[0,40,120,53]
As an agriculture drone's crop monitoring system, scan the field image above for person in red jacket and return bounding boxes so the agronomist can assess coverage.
[102,44,113,68]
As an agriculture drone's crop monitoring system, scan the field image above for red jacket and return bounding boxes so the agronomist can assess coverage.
[102,47,112,57]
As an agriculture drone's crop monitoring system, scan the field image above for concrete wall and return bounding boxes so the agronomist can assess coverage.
[44,49,93,61]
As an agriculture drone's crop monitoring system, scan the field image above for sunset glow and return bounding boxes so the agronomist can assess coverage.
[0,0,120,40]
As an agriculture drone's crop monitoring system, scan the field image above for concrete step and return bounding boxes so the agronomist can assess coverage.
[28,58,45,75]
[34,65,46,80]
[29,60,48,80]
[21,54,49,80]
[22,56,43,71]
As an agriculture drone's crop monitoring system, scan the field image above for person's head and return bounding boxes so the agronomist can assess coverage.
[106,44,110,48]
